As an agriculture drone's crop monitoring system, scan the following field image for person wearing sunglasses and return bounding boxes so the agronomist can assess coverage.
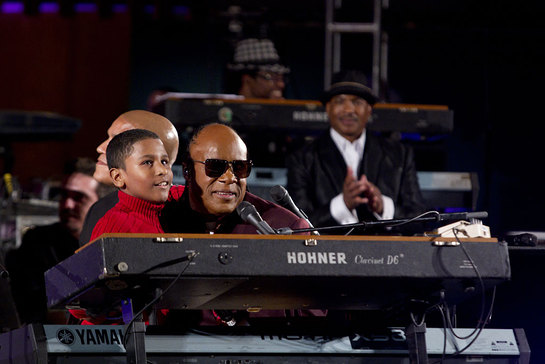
[159,123,326,327]
[6,158,105,325]
[160,123,309,235]
[238,70,287,100]
[226,38,290,100]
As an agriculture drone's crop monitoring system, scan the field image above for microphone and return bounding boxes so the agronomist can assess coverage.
[270,185,319,235]
[236,201,277,235]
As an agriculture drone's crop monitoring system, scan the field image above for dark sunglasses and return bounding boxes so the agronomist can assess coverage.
[255,72,287,83]
[193,159,253,179]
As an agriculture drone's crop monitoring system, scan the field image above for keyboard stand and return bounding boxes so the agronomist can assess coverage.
[406,322,428,364]
[125,321,146,364]
[121,298,147,364]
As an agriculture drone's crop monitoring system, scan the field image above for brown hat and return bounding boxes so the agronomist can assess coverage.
[321,70,377,105]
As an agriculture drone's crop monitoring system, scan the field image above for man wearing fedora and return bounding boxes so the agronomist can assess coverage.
[225,38,293,167]
[286,70,425,232]
[226,38,289,100]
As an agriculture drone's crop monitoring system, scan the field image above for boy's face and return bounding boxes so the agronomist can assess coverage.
[111,138,173,204]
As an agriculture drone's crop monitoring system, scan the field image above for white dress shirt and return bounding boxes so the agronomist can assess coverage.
[329,128,394,224]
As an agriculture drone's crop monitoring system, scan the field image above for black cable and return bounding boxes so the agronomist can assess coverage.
[434,304,448,364]
[409,311,427,328]
[429,228,496,363]
[386,210,440,228]
[122,252,198,349]
[141,254,196,274]
[447,229,486,337]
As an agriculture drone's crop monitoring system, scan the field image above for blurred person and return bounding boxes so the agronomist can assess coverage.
[224,38,294,168]
[287,70,426,233]
[226,38,289,100]
[6,158,105,324]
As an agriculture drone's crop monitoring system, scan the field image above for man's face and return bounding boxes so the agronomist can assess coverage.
[114,138,173,204]
[94,117,136,184]
[59,172,99,238]
[188,130,248,217]
[245,71,285,99]
[326,94,373,142]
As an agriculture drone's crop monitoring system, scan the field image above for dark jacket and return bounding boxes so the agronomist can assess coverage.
[287,131,426,230]
[160,191,309,234]
[79,190,118,246]
[7,223,79,323]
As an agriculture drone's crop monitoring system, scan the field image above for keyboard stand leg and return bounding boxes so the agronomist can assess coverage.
[406,322,428,364]
[121,299,147,364]
[147,288,163,325]
[125,321,147,364]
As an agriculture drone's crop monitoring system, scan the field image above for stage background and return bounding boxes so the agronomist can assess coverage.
[1,0,544,236]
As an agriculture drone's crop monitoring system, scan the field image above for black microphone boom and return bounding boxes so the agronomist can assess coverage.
[437,211,488,221]
[277,210,490,235]
[270,185,308,219]
[236,201,277,235]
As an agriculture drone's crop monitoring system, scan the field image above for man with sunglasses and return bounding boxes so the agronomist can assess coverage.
[238,70,287,100]
[6,158,107,324]
[160,123,308,235]
[160,123,319,327]
[226,38,289,100]
[224,38,293,169]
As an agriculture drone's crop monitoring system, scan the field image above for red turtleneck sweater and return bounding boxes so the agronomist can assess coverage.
[74,187,184,325]
[90,190,165,241]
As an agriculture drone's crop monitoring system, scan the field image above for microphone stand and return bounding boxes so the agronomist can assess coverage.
[276,211,488,235]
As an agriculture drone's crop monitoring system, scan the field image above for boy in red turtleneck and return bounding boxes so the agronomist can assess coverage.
[90,128,182,240]
[75,129,181,325]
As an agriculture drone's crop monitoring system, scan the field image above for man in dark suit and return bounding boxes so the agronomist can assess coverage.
[287,70,425,232]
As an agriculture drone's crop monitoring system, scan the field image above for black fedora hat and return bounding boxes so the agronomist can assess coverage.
[321,70,377,105]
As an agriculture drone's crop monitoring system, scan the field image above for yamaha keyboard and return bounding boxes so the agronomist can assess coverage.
[46,234,510,314]
[158,97,454,134]
[0,324,530,364]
